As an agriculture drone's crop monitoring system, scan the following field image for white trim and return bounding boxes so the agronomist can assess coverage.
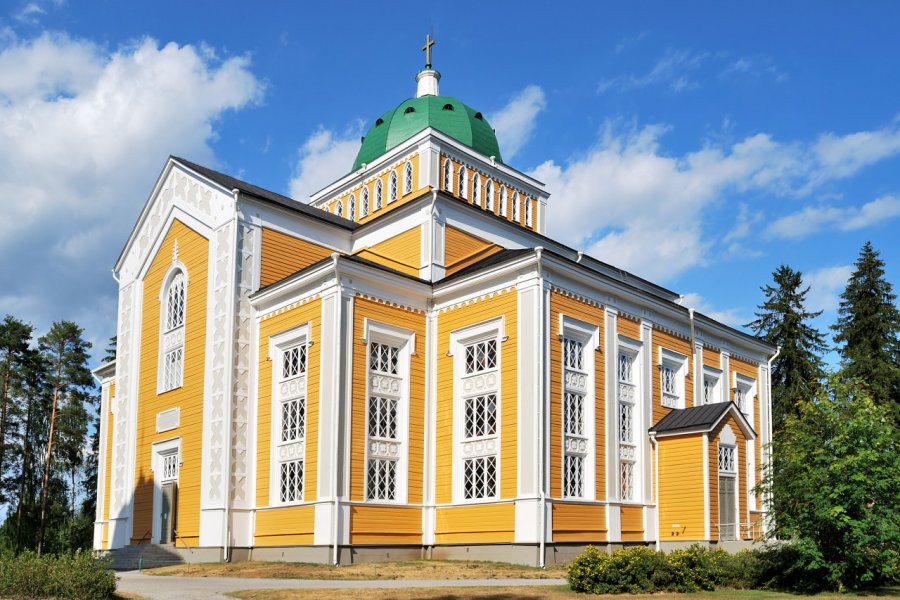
[702,432,710,540]
[559,318,598,500]
[658,347,688,409]
[150,437,181,544]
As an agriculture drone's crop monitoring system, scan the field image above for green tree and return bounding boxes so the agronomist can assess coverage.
[0,316,35,504]
[36,321,92,556]
[832,242,900,420]
[759,376,899,590]
[747,265,827,432]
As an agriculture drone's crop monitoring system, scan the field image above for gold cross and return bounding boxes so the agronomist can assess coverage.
[422,34,435,68]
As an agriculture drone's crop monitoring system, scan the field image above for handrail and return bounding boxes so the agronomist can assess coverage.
[711,521,764,541]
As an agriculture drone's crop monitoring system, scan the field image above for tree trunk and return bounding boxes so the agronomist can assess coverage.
[70,466,76,551]
[15,386,34,555]
[0,360,10,486]
[37,351,63,557]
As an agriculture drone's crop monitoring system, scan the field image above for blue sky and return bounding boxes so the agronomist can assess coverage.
[1,1,898,367]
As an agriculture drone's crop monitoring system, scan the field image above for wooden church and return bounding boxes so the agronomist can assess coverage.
[93,38,776,566]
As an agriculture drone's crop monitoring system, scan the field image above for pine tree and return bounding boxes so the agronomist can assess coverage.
[747,265,828,432]
[832,242,900,420]
[0,316,34,505]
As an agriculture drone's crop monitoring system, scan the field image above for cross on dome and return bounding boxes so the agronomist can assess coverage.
[422,34,435,69]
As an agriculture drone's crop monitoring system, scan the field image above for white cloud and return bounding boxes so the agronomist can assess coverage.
[805,265,852,314]
[767,195,900,240]
[531,120,900,282]
[489,85,546,160]
[598,49,709,94]
[287,122,363,201]
[614,31,649,54]
[680,292,748,328]
[14,2,45,24]
[0,32,263,352]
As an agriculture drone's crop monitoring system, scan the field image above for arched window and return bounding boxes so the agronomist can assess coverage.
[458,166,467,199]
[472,173,481,207]
[525,198,533,227]
[336,200,344,218]
[485,180,494,212]
[375,180,383,210]
[389,170,398,203]
[443,160,452,191]
[404,161,413,195]
[361,188,369,217]
[160,269,186,392]
[349,194,356,221]
[499,187,508,217]
[512,191,520,222]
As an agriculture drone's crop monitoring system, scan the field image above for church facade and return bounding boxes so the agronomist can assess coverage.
[94,47,776,566]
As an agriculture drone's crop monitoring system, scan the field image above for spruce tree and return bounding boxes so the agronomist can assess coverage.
[747,265,827,432]
[832,242,900,420]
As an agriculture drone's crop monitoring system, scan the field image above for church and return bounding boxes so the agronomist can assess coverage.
[93,38,776,567]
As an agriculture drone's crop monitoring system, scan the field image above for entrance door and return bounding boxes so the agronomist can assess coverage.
[718,476,736,540]
[159,481,177,544]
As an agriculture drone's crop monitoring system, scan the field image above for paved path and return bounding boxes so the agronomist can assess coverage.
[116,571,567,600]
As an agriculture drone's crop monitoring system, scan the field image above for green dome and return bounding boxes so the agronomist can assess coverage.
[352,95,503,171]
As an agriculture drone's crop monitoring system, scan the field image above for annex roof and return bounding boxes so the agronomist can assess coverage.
[649,402,756,439]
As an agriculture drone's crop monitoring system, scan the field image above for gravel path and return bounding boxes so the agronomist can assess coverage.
[116,571,567,600]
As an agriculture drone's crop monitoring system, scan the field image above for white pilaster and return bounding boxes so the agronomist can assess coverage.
[422,307,438,545]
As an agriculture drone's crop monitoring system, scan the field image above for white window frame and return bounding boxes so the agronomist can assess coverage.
[702,366,724,405]
[149,437,180,544]
[658,347,688,409]
[268,324,310,506]
[443,159,452,191]
[732,372,755,419]
[512,191,520,222]
[450,317,504,503]
[525,197,533,227]
[499,186,507,217]
[403,161,414,195]
[458,166,468,199]
[374,179,383,210]
[157,263,188,394]
[472,173,481,207]
[485,180,494,211]
[348,194,356,221]
[336,200,343,217]
[388,170,398,203]
[361,188,369,217]
[363,320,414,504]
[617,336,642,502]
[559,316,599,500]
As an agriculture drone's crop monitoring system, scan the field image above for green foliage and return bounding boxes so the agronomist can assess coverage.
[567,545,669,594]
[666,544,729,592]
[832,242,900,421]
[0,550,116,599]
[760,376,900,590]
[746,265,827,433]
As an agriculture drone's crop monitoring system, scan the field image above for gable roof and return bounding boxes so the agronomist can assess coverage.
[650,402,756,439]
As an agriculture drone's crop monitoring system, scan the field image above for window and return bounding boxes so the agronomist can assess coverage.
[443,160,452,191]
[659,348,687,409]
[404,161,413,195]
[161,451,179,481]
[525,198,533,227]
[702,367,723,404]
[361,188,369,217]
[512,191,520,222]
[620,461,635,500]
[499,187,507,217]
[269,327,309,505]
[617,342,640,501]
[454,320,502,502]
[559,316,597,501]
[718,445,737,473]
[348,195,356,221]
[336,200,343,217]
[365,324,413,503]
[458,166,468,199]
[374,180,383,210]
[160,270,186,393]
[389,170,398,203]
[472,173,481,207]
[485,180,494,211]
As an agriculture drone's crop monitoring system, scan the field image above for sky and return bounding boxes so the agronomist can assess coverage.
[1,0,898,369]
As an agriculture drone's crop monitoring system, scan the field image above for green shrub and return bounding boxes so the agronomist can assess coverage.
[0,550,116,599]
[567,545,669,594]
[720,548,763,589]
[666,544,729,592]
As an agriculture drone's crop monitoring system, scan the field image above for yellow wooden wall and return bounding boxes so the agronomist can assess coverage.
[132,219,208,546]
[326,153,422,225]
[353,227,421,277]
[730,355,761,509]
[652,328,695,421]
[548,291,606,501]
[435,503,515,544]
[260,228,334,288]
[703,346,721,369]
[617,314,641,341]
[620,506,644,541]
[552,503,606,542]
[101,381,115,549]
[658,434,705,541]
[254,298,322,546]
[443,226,502,277]
[709,416,749,540]
[348,297,425,543]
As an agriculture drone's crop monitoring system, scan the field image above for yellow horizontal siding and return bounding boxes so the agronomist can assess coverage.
[658,434,705,541]
[254,505,315,546]
[552,503,606,542]
[350,505,422,545]
[353,227,421,276]
[435,504,515,544]
[260,228,333,288]
[620,506,644,541]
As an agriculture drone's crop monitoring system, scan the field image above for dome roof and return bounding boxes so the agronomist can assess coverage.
[352,95,503,171]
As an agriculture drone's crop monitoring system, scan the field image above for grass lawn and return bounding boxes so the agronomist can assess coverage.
[146,559,569,580]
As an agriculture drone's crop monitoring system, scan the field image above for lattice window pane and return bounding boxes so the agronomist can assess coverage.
[361,189,369,216]
[464,339,497,374]
[563,338,584,371]
[458,167,467,198]
[486,181,494,211]
[718,445,736,473]
[389,171,398,202]
[366,458,397,500]
[161,453,178,481]
[564,454,584,498]
[282,345,307,379]
[166,275,185,331]
[280,459,303,502]
[281,398,305,442]
[163,347,183,391]
[512,192,520,221]
[618,352,634,383]
[500,188,507,216]
[464,394,497,439]
[473,175,481,206]
[564,393,585,436]
[619,403,633,443]
[525,199,533,226]
[375,181,383,209]
[349,196,356,220]
[734,387,745,412]
[620,461,634,500]
[443,161,452,191]
[404,162,413,194]
[368,396,398,440]
[463,455,497,499]
[369,342,399,375]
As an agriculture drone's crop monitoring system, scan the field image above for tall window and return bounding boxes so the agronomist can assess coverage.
[272,333,308,504]
[472,173,481,207]
[485,180,494,212]
[374,180,383,210]
[348,194,356,221]
[336,200,343,217]
[733,374,755,419]
[404,161,413,195]
[562,332,592,499]
[443,160,452,191]
[458,166,468,199]
[525,198,533,227]
[512,191,520,222]
[160,270,186,392]
[388,170,398,203]
[718,443,738,540]
[365,324,412,503]
[659,349,687,409]
[499,187,507,217]
[703,367,723,404]
[361,188,369,217]
[617,345,639,501]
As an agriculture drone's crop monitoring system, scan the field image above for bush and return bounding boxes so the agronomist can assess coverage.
[666,544,729,592]
[567,545,669,594]
[0,550,116,599]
